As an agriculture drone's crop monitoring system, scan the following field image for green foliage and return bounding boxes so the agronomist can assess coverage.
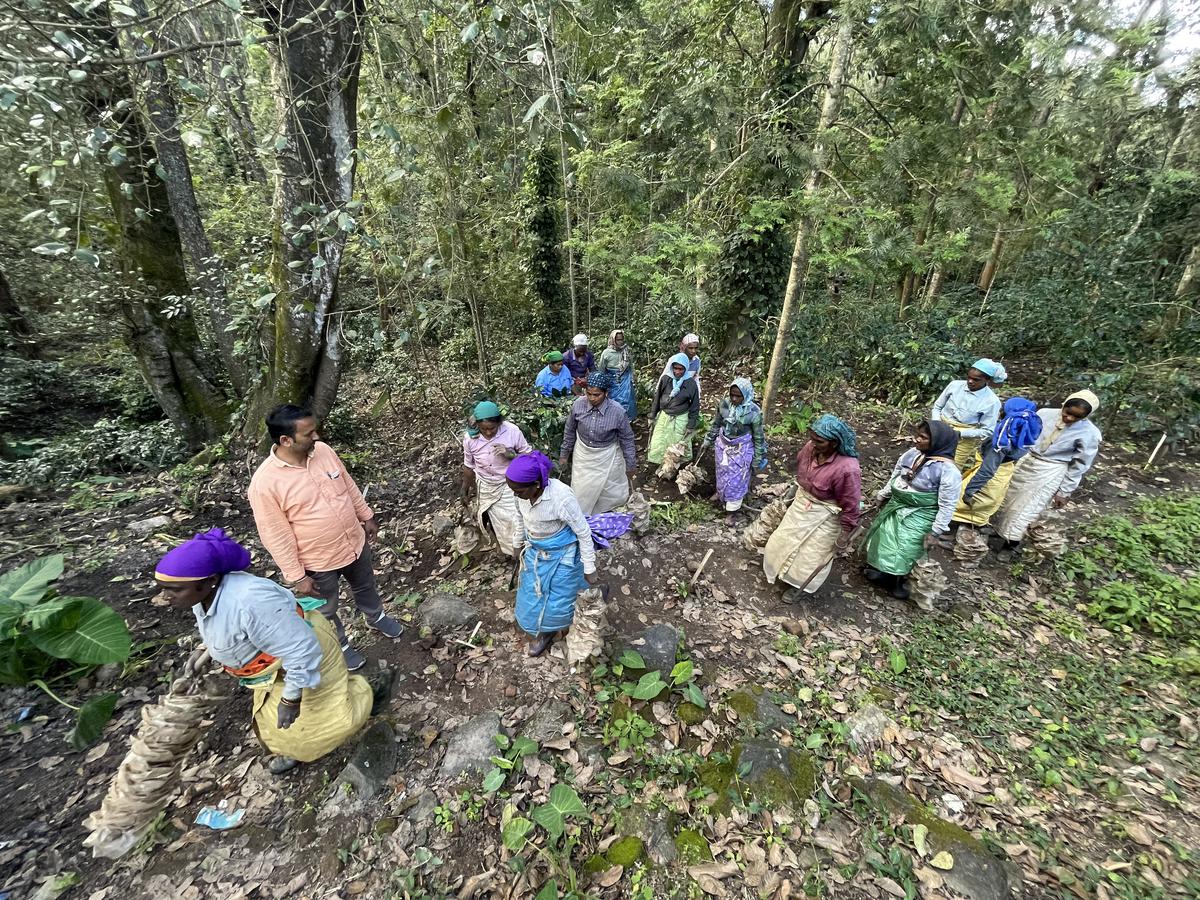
[1059,494,1200,638]
[712,201,792,350]
[0,417,187,487]
[530,783,587,843]
[0,555,131,747]
[0,555,132,686]
[649,499,713,531]
[604,711,654,750]
[525,141,567,336]
[767,400,823,438]
[482,733,539,794]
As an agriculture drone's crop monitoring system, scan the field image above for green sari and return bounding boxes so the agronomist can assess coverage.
[864,480,938,576]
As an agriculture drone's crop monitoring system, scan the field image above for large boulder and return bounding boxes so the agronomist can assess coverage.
[857,777,1021,900]
[627,623,679,678]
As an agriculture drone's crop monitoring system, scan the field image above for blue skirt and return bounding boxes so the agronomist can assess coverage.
[610,369,637,419]
[515,527,587,636]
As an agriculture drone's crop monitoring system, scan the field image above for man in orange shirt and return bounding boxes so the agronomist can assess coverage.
[248,405,404,671]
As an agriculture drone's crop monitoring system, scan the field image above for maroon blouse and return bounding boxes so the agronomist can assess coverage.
[796,441,863,531]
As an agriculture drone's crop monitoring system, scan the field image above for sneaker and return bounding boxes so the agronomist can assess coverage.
[342,644,367,671]
[268,756,298,775]
[368,614,405,640]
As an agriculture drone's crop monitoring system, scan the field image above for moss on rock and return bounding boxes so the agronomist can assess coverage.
[674,828,713,864]
[606,835,645,867]
[725,690,760,720]
[582,854,609,875]
[676,702,706,725]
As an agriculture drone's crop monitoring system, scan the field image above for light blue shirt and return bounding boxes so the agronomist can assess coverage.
[931,380,1000,440]
[884,449,964,535]
[535,365,573,397]
[193,572,323,700]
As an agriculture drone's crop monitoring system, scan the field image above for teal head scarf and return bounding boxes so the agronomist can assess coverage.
[811,413,858,458]
[473,400,501,421]
[666,352,694,398]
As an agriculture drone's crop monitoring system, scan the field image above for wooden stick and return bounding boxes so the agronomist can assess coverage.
[1145,433,1167,470]
[451,621,483,649]
[689,548,715,590]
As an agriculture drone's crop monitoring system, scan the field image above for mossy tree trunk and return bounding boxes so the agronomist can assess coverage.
[77,15,229,449]
[242,0,366,435]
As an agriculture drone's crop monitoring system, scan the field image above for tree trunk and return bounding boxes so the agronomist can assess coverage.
[1155,241,1200,336]
[762,13,853,423]
[75,15,228,448]
[976,225,1005,293]
[131,0,246,391]
[767,0,833,88]
[243,0,366,432]
[0,268,40,358]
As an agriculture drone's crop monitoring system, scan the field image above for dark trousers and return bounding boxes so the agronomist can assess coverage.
[307,545,383,646]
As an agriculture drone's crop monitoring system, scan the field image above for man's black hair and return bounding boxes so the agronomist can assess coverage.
[266,404,313,445]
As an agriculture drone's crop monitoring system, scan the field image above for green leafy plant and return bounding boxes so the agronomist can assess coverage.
[0,554,131,747]
[481,733,539,794]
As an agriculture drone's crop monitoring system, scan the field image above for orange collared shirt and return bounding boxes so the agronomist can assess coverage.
[248,441,373,582]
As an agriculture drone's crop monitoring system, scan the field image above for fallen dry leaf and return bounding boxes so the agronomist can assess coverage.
[695,875,726,896]
[1125,823,1154,846]
[687,861,740,880]
[596,865,623,888]
[930,851,955,870]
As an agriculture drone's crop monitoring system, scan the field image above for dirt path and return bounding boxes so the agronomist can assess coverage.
[1,387,1197,899]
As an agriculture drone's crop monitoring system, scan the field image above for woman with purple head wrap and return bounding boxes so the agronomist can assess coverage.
[506,452,599,656]
[153,528,378,775]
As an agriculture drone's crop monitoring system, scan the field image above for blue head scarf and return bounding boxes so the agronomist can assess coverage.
[993,397,1041,452]
[971,358,1008,384]
[811,413,859,458]
[727,378,760,426]
[666,352,694,398]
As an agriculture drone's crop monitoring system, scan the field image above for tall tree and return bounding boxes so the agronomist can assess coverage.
[762,12,854,421]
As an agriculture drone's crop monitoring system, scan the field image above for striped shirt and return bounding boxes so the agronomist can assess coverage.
[561,397,637,468]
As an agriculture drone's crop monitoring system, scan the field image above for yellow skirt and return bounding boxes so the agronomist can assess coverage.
[762,488,842,592]
[953,457,1016,526]
[941,417,982,471]
[249,613,372,762]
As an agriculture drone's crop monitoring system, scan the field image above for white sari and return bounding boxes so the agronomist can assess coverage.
[571,440,630,515]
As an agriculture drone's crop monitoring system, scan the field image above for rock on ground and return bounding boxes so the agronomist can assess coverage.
[339,721,399,799]
[522,700,573,745]
[440,711,503,779]
[127,515,173,534]
[846,703,894,747]
[631,623,680,678]
[417,593,480,632]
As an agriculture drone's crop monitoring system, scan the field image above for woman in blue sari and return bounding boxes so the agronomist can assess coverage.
[506,452,598,656]
[599,329,637,419]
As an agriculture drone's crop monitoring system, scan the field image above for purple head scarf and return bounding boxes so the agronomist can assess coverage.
[506,450,553,486]
[155,527,251,581]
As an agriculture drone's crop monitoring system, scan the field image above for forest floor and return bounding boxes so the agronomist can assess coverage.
[1,370,1198,900]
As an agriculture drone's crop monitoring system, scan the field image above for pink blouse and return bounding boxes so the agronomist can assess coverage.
[796,442,863,531]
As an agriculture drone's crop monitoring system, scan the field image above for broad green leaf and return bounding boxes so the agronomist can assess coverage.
[629,671,667,700]
[29,598,132,664]
[67,692,117,750]
[522,93,552,124]
[482,767,505,793]
[889,649,907,675]
[616,649,645,669]
[490,755,514,770]
[511,735,538,758]
[685,681,707,708]
[0,554,63,606]
[493,733,511,749]
[532,783,586,842]
[535,879,558,900]
[670,660,694,685]
[22,595,77,629]
[501,816,533,851]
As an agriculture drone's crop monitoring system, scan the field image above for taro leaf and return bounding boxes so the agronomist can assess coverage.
[670,660,694,685]
[22,595,77,629]
[534,879,558,900]
[0,553,64,606]
[67,691,118,750]
[29,598,132,664]
[686,681,707,708]
[501,815,534,851]
[482,767,506,793]
[511,735,538,758]
[889,649,908,675]
[629,671,667,700]
[532,783,586,841]
[617,649,645,669]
